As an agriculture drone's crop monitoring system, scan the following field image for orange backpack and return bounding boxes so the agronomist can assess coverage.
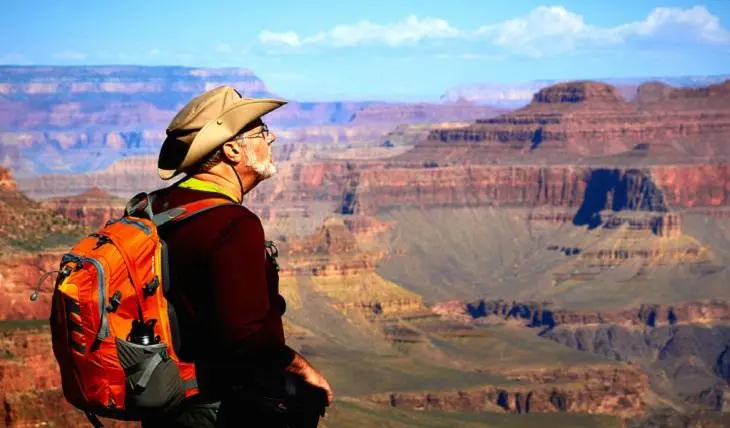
[31,192,232,426]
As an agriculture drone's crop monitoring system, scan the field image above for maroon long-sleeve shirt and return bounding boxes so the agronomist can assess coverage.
[150,183,293,391]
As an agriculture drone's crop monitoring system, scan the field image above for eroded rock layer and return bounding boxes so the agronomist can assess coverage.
[417,80,730,160]
[366,366,649,418]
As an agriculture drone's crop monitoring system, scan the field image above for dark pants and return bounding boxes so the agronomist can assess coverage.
[216,398,321,428]
[140,401,219,428]
[141,399,322,428]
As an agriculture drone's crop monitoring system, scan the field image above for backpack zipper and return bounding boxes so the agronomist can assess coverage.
[119,217,151,235]
[66,252,110,343]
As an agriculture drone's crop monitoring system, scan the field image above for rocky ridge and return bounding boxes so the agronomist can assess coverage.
[433,298,730,412]
[367,365,649,418]
[417,80,730,160]
[440,74,730,105]
[437,299,730,329]
[279,216,422,316]
[0,166,85,251]
[42,187,127,229]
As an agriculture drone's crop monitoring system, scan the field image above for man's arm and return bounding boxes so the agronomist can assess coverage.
[207,214,333,404]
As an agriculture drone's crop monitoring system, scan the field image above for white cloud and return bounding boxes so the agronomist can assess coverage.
[260,14,460,47]
[260,30,302,47]
[149,48,160,56]
[476,6,614,57]
[52,50,88,61]
[476,5,729,57]
[258,6,729,57]
[215,43,232,53]
[612,6,730,43]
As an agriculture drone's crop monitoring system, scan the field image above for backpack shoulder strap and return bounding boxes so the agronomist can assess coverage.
[125,191,155,219]
[152,198,235,228]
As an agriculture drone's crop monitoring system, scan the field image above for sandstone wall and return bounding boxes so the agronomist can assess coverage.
[366,366,649,418]
[353,164,730,215]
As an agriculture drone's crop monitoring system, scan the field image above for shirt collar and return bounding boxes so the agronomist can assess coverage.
[177,176,239,203]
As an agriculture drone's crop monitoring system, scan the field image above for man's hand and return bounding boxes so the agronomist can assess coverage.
[300,365,334,406]
[286,350,334,406]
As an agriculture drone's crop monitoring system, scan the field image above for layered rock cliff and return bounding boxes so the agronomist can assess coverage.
[0,167,85,251]
[16,159,730,226]
[440,75,730,106]
[0,66,273,130]
[43,187,127,229]
[544,323,730,410]
[451,299,730,329]
[0,66,429,176]
[279,216,422,316]
[352,164,730,215]
[421,80,730,160]
[435,298,730,411]
[366,366,649,418]
[422,82,647,156]
[0,327,134,427]
[0,251,68,320]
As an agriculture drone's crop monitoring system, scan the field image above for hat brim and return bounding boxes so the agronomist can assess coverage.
[158,98,287,180]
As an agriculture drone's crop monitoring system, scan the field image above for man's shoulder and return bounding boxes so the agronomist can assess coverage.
[151,186,263,232]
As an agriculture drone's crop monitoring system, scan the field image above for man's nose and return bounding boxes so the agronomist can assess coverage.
[267,131,276,145]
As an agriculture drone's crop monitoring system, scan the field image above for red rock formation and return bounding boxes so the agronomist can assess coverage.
[0,66,271,129]
[43,186,127,229]
[404,79,730,164]
[0,167,84,251]
[0,167,16,191]
[279,216,391,278]
[641,80,730,111]
[0,250,66,320]
[528,211,682,238]
[366,366,649,418]
[452,299,730,328]
[351,164,730,215]
[0,327,135,427]
[16,156,730,219]
[632,81,676,108]
[420,81,644,156]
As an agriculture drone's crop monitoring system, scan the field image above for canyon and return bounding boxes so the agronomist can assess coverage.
[3,71,730,426]
[440,74,730,106]
[366,365,649,418]
[0,66,508,178]
[437,298,730,413]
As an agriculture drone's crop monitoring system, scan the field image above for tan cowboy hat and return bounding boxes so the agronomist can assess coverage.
[157,85,287,180]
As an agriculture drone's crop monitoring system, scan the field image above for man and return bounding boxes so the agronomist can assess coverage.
[145,85,333,427]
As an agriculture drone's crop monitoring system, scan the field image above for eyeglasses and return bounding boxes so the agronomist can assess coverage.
[234,123,270,141]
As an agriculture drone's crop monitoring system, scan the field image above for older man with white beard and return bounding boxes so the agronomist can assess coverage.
[143,86,333,428]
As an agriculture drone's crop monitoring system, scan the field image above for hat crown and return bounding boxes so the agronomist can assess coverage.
[167,86,244,137]
[157,87,287,180]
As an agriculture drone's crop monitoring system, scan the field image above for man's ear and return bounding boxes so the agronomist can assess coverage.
[222,141,243,163]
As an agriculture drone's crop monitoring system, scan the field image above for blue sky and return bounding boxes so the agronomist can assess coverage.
[1,0,729,100]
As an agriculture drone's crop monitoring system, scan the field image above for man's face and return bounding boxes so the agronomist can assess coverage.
[240,122,277,180]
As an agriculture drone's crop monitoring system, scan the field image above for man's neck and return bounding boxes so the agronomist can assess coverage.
[190,166,257,203]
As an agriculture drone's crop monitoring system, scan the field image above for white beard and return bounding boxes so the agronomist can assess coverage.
[244,144,277,179]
